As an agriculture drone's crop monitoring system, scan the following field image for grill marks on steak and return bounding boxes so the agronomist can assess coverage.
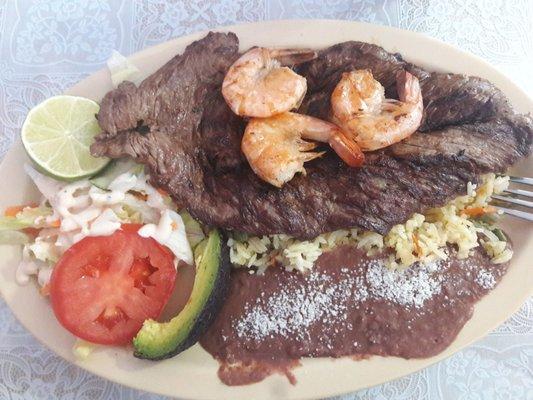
[296,42,512,132]
[392,117,532,171]
[91,32,532,238]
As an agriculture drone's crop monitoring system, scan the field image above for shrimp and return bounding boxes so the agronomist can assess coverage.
[241,112,364,187]
[330,69,423,151]
[222,47,317,118]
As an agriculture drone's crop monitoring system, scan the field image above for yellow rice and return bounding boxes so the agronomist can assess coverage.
[228,174,512,273]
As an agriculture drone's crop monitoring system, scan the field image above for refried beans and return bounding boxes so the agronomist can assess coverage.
[200,245,509,386]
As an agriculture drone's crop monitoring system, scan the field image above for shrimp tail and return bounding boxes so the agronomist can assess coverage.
[396,70,421,104]
[330,69,423,152]
[329,130,365,167]
[270,49,318,66]
[223,47,314,118]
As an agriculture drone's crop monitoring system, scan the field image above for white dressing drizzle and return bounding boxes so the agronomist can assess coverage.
[18,168,194,287]
[138,210,193,266]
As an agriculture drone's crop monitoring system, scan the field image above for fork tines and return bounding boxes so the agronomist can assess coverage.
[490,176,533,222]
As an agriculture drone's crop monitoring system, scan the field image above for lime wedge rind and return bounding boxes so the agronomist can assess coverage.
[21,95,109,181]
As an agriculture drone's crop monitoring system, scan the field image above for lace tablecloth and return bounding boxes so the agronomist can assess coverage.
[0,1,531,399]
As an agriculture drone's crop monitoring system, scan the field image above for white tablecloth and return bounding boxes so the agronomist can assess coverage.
[0,1,531,399]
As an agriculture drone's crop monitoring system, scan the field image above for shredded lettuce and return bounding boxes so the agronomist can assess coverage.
[28,240,60,263]
[114,203,143,223]
[72,339,95,360]
[0,217,32,231]
[107,50,141,88]
[180,211,205,249]
[17,205,53,223]
[120,194,159,223]
[0,230,30,244]
[138,210,193,265]
[0,206,53,231]
[90,159,144,190]
[24,165,65,203]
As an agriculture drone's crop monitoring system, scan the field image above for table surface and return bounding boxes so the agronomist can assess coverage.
[0,1,532,399]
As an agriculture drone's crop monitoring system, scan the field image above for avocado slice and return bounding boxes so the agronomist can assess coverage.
[133,229,230,360]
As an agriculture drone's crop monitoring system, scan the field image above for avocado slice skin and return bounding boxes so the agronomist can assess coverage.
[133,229,230,360]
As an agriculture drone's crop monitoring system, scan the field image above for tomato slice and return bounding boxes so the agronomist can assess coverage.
[50,224,176,345]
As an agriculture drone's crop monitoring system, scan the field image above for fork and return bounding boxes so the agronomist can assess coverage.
[490,176,533,222]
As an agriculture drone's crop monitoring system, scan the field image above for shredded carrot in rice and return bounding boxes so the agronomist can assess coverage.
[462,205,497,217]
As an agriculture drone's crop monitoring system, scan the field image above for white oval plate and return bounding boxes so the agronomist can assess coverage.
[0,20,531,400]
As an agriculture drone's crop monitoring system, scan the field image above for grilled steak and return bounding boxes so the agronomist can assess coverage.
[91,32,532,238]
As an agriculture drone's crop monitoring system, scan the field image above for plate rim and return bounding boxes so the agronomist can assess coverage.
[0,19,532,400]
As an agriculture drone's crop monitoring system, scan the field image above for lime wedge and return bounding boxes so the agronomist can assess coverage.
[21,95,109,180]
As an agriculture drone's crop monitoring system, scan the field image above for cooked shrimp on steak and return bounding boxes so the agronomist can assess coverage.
[331,69,423,151]
[222,47,317,118]
[241,112,365,187]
